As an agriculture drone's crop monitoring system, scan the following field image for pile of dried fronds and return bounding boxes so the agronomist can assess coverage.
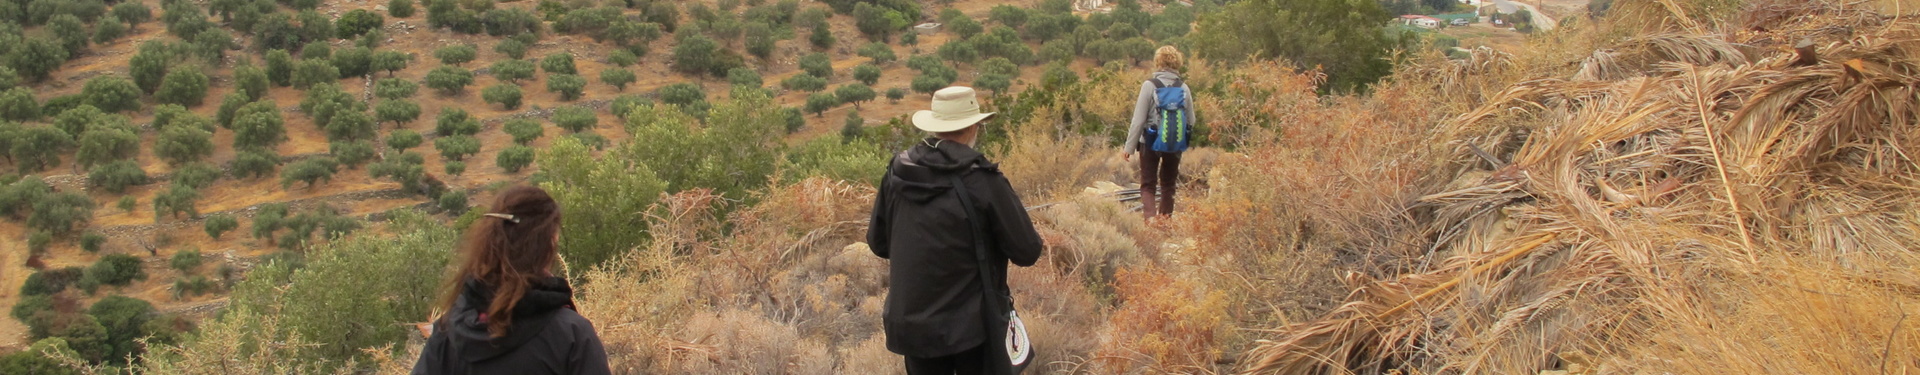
[1243,0,1920,373]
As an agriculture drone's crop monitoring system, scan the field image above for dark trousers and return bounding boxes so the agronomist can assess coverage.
[904,344,986,375]
[1139,146,1182,219]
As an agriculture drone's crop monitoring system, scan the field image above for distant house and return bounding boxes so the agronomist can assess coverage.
[1399,15,1441,29]
[1458,0,1483,5]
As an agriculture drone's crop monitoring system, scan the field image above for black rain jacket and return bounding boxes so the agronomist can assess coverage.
[867,138,1045,358]
[412,277,611,375]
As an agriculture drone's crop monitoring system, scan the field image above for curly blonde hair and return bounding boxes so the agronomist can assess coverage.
[1153,46,1184,72]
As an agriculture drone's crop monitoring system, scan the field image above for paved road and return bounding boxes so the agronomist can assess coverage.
[1492,0,1559,31]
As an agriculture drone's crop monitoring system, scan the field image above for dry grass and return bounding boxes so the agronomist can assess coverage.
[1240,1,1920,373]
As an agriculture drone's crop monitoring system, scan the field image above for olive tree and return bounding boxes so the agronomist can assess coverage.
[371,50,411,76]
[156,68,210,106]
[545,74,586,101]
[424,66,473,94]
[550,105,596,133]
[502,119,542,145]
[204,214,238,240]
[374,78,417,100]
[153,184,200,220]
[490,60,535,83]
[156,124,214,166]
[385,129,422,151]
[280,157,338,189]
[599,68,636,91]
[375,99,422,126]
[541,53,576,75]
[434,108,479,136]
[231,101,286,151]
[852,64,882,86]
[433,135,480,161]
[0,87,40,121]
[82,75,141,113]
[495,145,534,173]
[433,44,477,65]
[481,84,522,110]
[87,160,149,194]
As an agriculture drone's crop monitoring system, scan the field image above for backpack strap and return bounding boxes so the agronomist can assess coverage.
[1149,78,1165,89]
[947,170,1009,317]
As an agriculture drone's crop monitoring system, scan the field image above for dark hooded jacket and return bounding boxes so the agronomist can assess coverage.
[867,138,1045,358]
[412,277,611,375]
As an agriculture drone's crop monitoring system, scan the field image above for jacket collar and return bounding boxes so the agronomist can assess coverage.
[445,277,577,362]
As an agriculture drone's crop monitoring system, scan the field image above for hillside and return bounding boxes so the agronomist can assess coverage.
[10,0,1913,374]
[0,0,1197,356]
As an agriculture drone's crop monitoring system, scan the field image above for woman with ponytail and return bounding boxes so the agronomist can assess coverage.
[413,186,610,375]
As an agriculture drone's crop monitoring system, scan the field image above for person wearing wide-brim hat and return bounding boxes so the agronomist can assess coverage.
[868,87,1045,375]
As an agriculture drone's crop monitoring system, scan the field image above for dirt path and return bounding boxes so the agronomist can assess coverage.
[1493,0,1562,30]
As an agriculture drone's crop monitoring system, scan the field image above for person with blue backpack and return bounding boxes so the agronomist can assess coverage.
[1121,46,1196,221]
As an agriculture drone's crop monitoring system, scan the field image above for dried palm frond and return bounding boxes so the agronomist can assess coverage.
[1241,2,1920,374]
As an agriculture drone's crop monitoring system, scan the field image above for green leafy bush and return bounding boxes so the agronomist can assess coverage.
[204,214,238,240]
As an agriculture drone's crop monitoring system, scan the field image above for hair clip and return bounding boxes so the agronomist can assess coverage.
[483,213,521,224]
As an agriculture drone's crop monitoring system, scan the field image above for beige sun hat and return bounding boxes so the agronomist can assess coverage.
[911,86,995,133]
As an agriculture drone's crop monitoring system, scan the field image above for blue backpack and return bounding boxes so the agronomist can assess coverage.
[1147,78,1192,153]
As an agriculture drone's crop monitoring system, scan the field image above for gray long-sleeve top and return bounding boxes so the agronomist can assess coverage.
[1123,70,1195,155]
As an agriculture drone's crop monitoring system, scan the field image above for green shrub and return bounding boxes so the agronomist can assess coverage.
[728,68,762,88]
[503,119,543,145]
[21,267,84,296]
[434,135,480,161]
[434,108,479,136]
[433,44,477,65]
[424,66,473,94]
[82,75,141,113]
[835,83,875,108]
[87,160,149,194]
[117,196,136,213]
[29,192,93,235]
[545,74,586,100]
[494,39,528,59]
[82,254,146,292]
[496,145,535,173]
[26,231,51,254]
[782,74,826,92]
[599,68,636,91]
[171,249,203,272]
[204,214,238,240]
[798,52,833,78]
[853,64,882,86]
[781,134,888,185]
[80,232,107,253]
[551,105,597,132]
[153,184,200,220]
[290,58,340,89]
[805,92,838,116]
[490,59,535,83]
[386,129,423,151]
[171,162,221,189]
[443,160,465,176]
[389,0,415,18]
[374,78,418,100]
[281,157,339,189]
[540,53,576,74]
[437,190,467,212]
[482,84,522,110]
[230,150,281,179]
[173,275,215,299]
[375,99,422,125]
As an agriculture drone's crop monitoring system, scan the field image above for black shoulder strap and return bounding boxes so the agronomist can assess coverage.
[947,171,1007,316]
[1149,78,1165,89]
